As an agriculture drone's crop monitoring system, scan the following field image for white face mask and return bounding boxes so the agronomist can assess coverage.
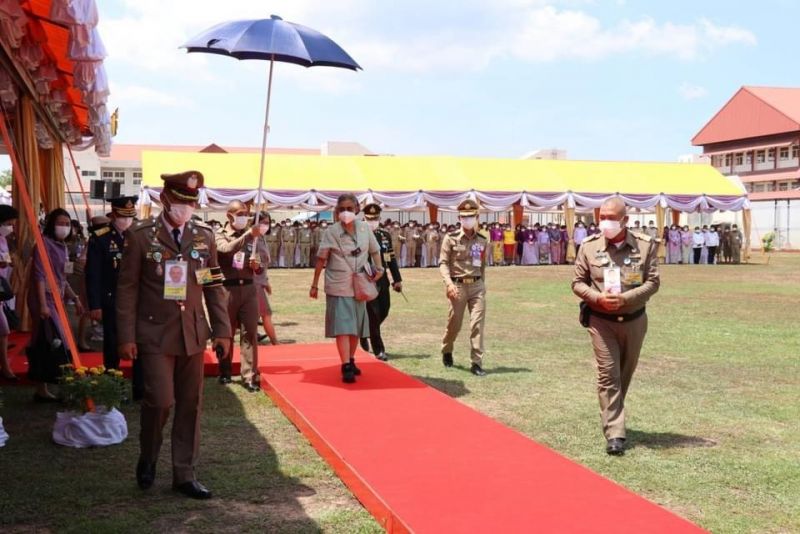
[598,220,622,239]
[54,225,71,240]
[232,215,249,230]
[113,217,133,233]
[0,224,13,237]
[338,211,356,225]
[168,204,194,226]
[367,220,380,231]
[460,216,477,230]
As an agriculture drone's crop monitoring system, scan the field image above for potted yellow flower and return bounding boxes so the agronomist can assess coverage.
[53,365,128,448]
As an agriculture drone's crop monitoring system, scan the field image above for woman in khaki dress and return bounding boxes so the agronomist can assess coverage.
[310,194,383,383]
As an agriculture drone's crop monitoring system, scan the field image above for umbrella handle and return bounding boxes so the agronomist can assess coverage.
[252,55,275,260]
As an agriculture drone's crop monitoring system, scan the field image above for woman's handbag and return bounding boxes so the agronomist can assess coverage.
[0,277,13,301]
[26,317,71,383]
[334,228,379,302]
[352,271,379,302]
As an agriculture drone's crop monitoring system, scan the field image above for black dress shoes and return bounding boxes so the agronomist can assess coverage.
[376,352,388,361]
[136,458,156,489]
[470,363,486,377]
[442,352,453,367]
[341,363,356,383]
[606,438,626,456]
[243,381,260,393]
[173,480,212,500]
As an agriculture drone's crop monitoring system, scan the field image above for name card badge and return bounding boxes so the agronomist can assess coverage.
[163,260,188,301]
[603,267,622,294]
[233,251,245,270]
[622,268,643,287]
[64,261,75,275]
[471,244,483,267]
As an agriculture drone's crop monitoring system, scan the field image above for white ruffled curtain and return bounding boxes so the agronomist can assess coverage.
[139,187,749,215]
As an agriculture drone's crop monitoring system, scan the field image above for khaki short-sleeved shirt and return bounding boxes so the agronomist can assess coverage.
[318,221,380,297]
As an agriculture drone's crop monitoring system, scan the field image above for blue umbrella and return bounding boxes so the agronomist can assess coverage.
[181,15,360,225]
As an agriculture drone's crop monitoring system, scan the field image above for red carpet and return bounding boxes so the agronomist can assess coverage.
[6,332,239,379]
[259,344,706,534]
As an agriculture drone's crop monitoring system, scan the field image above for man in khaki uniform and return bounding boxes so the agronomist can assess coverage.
[424,222,440,267]
[439,200,488,376]
[297,222,313,267]
[404,221,422,267]
[572,197,660,456]
[731,224,743,264]
[264,221,280,268]
[215,201,266,391]
[117,171,231,499]
[388,221,403,264]
[280,221,297,267]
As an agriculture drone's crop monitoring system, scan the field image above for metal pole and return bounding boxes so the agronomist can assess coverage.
[253,55,275,227]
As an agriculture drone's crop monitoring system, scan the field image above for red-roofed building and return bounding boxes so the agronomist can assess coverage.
[692,86,799,248]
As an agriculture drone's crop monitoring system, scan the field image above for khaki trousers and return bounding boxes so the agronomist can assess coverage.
[283,242,296,267]
[426,242,439,266]
[406,242,418,267]
[268,242,279,267]
[441,280,486,364]
[587,313,647,440]
[227,285,260,383]
[299,243,311,267]
[139,350,205,484]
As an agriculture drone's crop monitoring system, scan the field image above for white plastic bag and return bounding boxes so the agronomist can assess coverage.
[52,408,128,448]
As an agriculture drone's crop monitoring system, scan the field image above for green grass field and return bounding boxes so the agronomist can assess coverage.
[1,254,798,533]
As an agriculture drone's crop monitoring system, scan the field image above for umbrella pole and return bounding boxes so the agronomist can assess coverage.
[252,55,275,260]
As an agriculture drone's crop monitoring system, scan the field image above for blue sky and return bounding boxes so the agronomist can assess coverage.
[9,0,800,167]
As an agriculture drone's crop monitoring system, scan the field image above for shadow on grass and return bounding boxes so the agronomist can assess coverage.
[451,363,532,375]
[274,321,299,327]
[0,380,324,533]
[413,375,470,398]
[627,429,718,450]
[386,353,432,361]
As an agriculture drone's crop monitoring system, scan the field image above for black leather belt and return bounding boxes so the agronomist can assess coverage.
[590,307,646,323]
[223,279,253,287]
[451,276,481,285]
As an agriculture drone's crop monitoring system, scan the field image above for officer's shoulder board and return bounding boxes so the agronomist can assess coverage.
[635,233,652,243]
[131,217,156,233]
[90,224,111,238]
[475,232,488,241]
[448,230,461,238]
[191,220,215,237]
[583,232,601,243]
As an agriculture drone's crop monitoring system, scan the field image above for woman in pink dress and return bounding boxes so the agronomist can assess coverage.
[668,225,682,264]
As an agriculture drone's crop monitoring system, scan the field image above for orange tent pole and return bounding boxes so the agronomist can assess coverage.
[428,204,438,223]
[0,112,82,368]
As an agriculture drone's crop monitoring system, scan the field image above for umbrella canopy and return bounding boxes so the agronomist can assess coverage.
[181,15,361,70]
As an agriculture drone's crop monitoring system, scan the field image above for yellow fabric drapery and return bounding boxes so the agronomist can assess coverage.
[564,204,576,263]
[139,203,152,219]
[43,142,65,213]
[10,97,42,332]
[742,208,752,262]
[655,202,666,261]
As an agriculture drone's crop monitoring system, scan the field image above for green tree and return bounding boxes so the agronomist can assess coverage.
[0,169,11,188]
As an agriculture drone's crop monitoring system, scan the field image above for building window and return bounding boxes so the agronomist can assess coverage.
[81,170,96,177]
[744,183,753,193]
[756,150,766,163]
[767,149,776,162]
[780,147,790,160]
[724,154,732,167]
[735,153,744,166]
[766,182,776,192]
[102,170,113,178]
[745,152,753,166]
[114,171,125,179]
[790,180,800,189]
[133,179,141,185]
[133,171,142,179]
[778,181,789,191]
[793,145,799,159]
[753,183,765,193]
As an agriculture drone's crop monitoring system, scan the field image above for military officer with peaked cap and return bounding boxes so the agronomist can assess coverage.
[360,203,403,361]
[572,196,660,456]
[116,170,232,499]
[439,199,488,376]
[215,200,266,391]
[85,195,144,399]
